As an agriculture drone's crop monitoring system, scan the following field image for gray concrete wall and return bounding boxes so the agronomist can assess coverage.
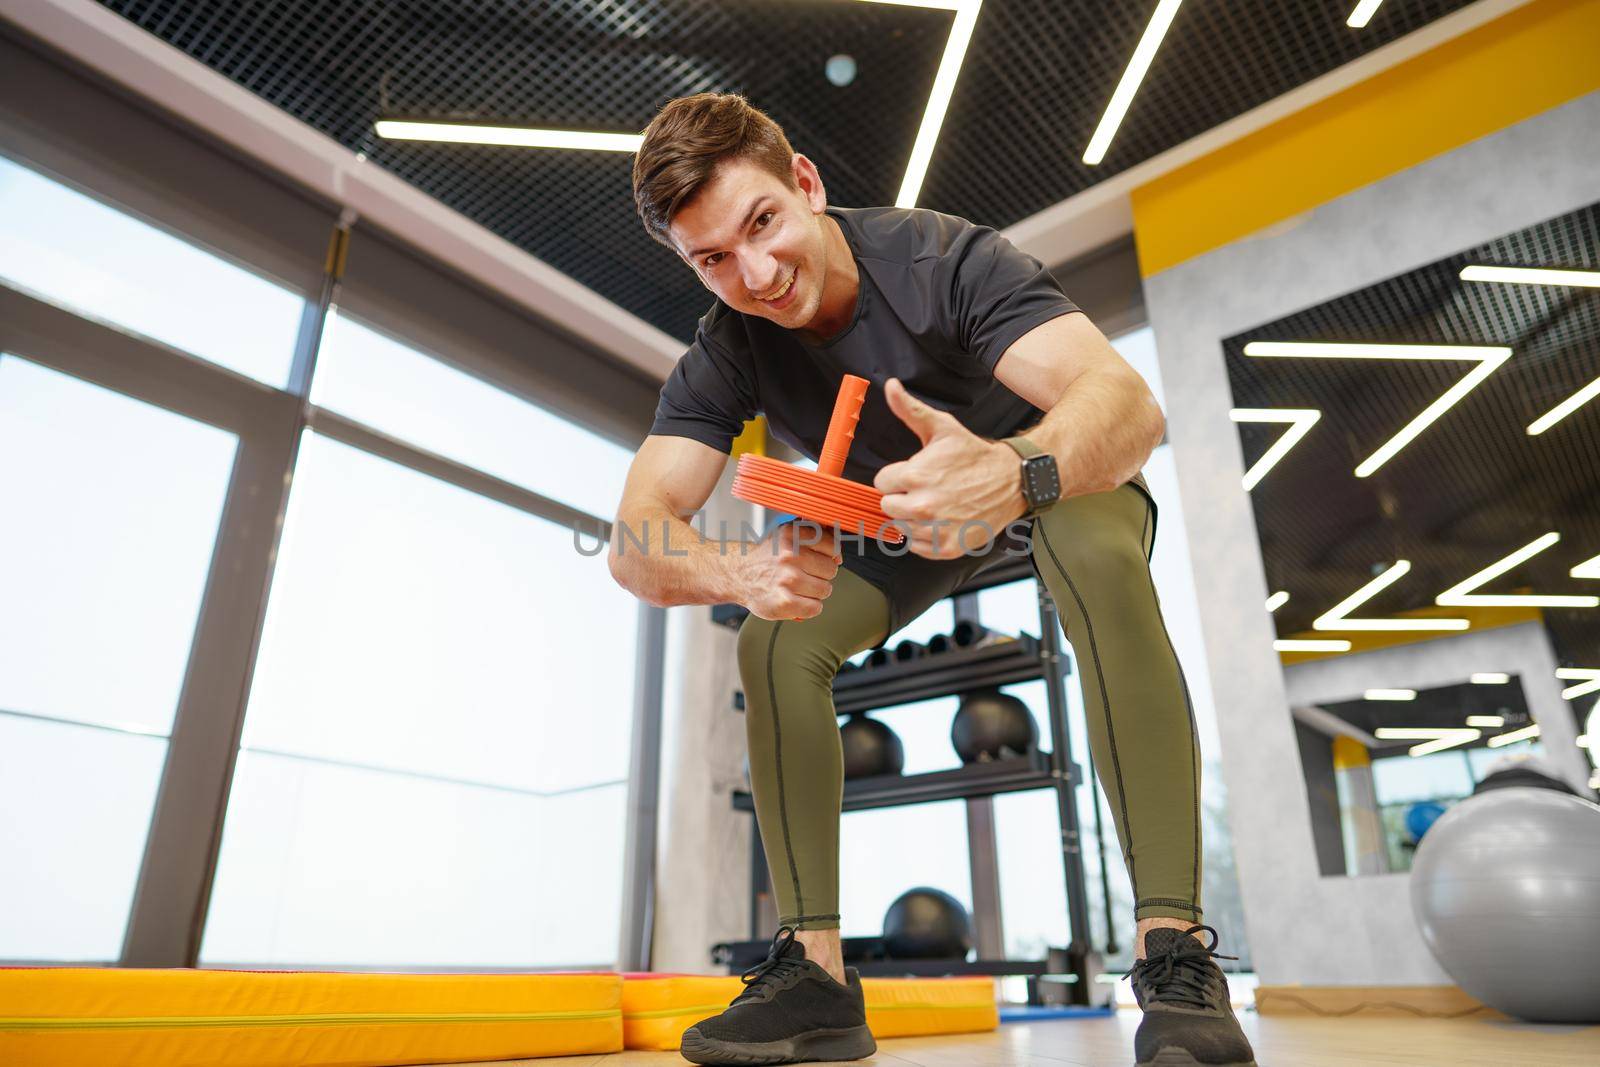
[1141,91,1600,986]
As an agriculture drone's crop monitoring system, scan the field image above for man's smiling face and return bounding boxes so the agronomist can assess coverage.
[669,155,832,330]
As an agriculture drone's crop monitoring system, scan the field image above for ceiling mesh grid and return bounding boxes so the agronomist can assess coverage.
[1223,202,1600,676]
[98,0,1474,340]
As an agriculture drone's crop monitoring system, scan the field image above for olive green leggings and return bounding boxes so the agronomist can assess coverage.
[735,482,1203,931]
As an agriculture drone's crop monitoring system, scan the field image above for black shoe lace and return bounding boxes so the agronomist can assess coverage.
[735,927,809,1004]
[1125,925,1238,1011]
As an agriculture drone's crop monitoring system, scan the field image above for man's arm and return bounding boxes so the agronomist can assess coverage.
[608,434,842,619]
[992,310,1165,497]
[873,311,1163,559]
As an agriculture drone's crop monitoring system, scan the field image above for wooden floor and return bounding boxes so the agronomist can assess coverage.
[453,1010,1600,1067]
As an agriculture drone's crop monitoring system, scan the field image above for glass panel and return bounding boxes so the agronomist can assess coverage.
[0,355,237,732]
[1111,326,1166,409]
[202,753,616,968]
[0,156,302,387]
[311,310,633,520]
[838,800,973,941]
[0,716,168,961]
[241,432,637,794]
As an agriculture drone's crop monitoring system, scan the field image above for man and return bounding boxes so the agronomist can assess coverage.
[609,93,1255,1067]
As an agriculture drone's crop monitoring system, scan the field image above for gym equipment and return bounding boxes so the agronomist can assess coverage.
[866,647,891,669]
[621,973,996,1050]
[840,716,905,779]
[731,374,902,544]
[882,887,974,960]
[893,638,926,662]
[952,620,990,648]
[1472,751,1579,797]
[1402,800,1447,844]
[1409,787,1600,1022]
[0,967,623,1066]
[951,688,1039,764]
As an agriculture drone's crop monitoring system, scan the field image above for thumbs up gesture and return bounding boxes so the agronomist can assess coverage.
[873,378,1029,560]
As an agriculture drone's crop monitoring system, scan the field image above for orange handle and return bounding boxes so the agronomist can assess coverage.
[817,374,870,478]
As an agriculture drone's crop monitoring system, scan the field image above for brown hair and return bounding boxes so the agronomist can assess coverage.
[632,93,797,250]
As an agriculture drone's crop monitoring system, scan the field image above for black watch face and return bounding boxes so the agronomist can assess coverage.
[1022,454,1061,509]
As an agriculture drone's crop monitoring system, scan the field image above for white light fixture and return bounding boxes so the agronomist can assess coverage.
[1365,688,1417,701]
[868,0,983,207]
[374,120,644,152]
[1527,375,1600,436]
[374,0,984,210]
[1242,342,1512,477]
[1274,638,1352,653]
[1265,590,1290,612]
[1577,735,1591,749]
[1347,0,1386,29]
[1573,553,1600,580]
[1410,729,1480,757]
[1465,715,1506,728]
[1376,727,1458,740]
[1461,265,1600,288]
[1557,668,1600,701]
[1230,409,1322,490]
[1314,560,1469,632]
[1488,723,1541,748]
[1436,532,1600,608]
[1470,673,1511,685]
[1083,0,1185,165]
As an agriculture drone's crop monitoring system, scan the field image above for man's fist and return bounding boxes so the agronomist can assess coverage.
[741,521,843,621]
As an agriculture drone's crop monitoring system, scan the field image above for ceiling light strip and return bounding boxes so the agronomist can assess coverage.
[1314,560,1469,632]
[1527,375,1600,436]
[1469,673,1510,684]
[1572,553,1600,580]
[1561,678,1600,701]
[1460,265,1600,288]
[1347,0,1386,30]
[1410,729,1480,757]
[1265,590,1290,612]
[373,120,644,152]
[1229,408,1321,490]
[1465,715,1505,728]
[1242,342,1512,478]
[1274,639,1352,653]
[887,0,982,207]
[1365,688,1417,701]
[1435,532,1600,608]
[1487,723,1540,748]
[1082,0,1185,166]
[1376,727,1459,739]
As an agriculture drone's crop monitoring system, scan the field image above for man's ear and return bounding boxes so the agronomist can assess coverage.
[791,153,828,214]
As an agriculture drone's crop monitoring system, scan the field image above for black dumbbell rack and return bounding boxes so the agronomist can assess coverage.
[723,556,1104,1005]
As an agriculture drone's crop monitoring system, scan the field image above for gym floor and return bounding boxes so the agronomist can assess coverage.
[448,1012,1600,1066]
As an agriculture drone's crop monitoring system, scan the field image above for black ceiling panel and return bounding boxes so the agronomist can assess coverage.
[1224,203,1600,681]
[97,1,1476,341]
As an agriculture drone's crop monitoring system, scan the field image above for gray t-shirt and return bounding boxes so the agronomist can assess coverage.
[649,205,1080,483]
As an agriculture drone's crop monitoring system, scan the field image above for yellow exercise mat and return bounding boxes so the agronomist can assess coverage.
[620,972,997,1051]
[0,966,623,1067]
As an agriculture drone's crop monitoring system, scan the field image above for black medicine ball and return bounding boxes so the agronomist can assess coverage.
[951,688,1038,763]
[840,716,905,779]
[882,887,973,959]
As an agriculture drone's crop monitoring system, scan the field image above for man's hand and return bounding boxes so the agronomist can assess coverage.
[737,522,843,620]
[874,378,1028,560]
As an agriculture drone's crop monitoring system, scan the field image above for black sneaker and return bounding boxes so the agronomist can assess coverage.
[680,927,876,1066]
[1129,925,1257,1067]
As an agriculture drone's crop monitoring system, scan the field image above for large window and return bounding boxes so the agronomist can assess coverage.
[0,355,237,961]
[0,156,304,388]
[312,309,633,520]
[201,431,637,968]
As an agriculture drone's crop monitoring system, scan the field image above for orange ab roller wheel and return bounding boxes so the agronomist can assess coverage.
[731,374,904,545]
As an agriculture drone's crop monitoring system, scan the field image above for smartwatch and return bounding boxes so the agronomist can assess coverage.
[1002,435,1061,518]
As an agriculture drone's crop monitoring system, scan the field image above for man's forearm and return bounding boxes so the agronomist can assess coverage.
[1020,367,1164,498]
[608,505,753,608]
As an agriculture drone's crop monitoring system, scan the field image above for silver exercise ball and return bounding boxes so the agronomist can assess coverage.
[1409,787,1600,1023]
